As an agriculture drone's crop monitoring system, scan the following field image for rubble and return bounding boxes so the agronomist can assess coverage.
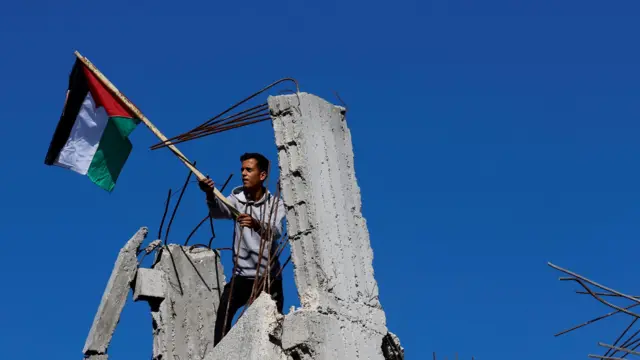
[83,227,148,358]
[204,293,286,360]
[148,245,226,360]
[81,92,402,360]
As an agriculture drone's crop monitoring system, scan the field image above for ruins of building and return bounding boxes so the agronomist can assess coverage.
[81,93,404,360]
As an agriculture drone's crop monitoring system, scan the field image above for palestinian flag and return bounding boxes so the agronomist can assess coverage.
[45,59,140,191]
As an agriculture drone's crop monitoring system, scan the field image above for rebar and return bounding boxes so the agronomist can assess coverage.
[577,291,640,299]
[554,303,640,337]
[564,278,640,318]
[165,245,184,296]
[165,162,195,243]
[589,355,626,360]
[600,343,640,357]
[158,189,172,240]
[604,318,638,358]
[549,263,640,307]
[150,78,300,150]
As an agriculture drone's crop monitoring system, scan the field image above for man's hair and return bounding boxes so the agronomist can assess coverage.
[240,152,270,174]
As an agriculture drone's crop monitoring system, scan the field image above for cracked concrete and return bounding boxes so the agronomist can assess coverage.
[205,293,286,360]
[268,93,395,359]
[149,245,226,360]
[83,227,148,358]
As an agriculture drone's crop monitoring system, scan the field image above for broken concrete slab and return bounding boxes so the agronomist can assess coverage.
[133,268,166,302]
[83,227,148,355]
[205,292,286,360]
[150,245,225,360]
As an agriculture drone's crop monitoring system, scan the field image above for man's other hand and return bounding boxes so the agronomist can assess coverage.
[237,214,260,231]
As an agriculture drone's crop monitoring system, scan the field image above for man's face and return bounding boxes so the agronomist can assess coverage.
[241,159,266,189]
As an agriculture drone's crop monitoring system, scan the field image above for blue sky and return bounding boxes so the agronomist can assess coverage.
[1,1,640,359]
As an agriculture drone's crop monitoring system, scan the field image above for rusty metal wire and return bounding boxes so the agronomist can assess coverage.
[150,78,300,150]
[589,356,626,360]
[600,342,640,357]
[563,278,640,318]
[183,215,210,247]
[182,173,233,247]
[555,302,640,337]
[158,189,172,240]
[550,262,640,360]
[251,233,289,295]
[165,245,184,296]
[165,161,196,243]
[578,291,640,299]
[249,184,281,303]
[604,318,638,359]
[549,263,640,306]
[152,113,271,149]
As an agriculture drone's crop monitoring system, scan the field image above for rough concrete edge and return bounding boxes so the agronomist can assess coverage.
[83,226,148,355]
[85,354,108,360]
[204,292,285,360]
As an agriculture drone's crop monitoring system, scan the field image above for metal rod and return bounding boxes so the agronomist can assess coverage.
[604,318,638,356]
[165,162,195,243]
[589,355,626,360]
[151,78,299,150]
[549,263,640,306]
[250,186,280,302]
[165,245,184,296]
[621,340,640,359]
[184,215,209,247]
[151,108,270,149]
[600,343,640,357]
[206,173,233,249]
[151,116,271,149]
[604,318,637,358]
[577,291,640,299]
[251,233,289,297]
[555,302,640,337]
[264,182,281,294]
[159,189,172,241]
[566,278,640,318]
[623,335,640,350]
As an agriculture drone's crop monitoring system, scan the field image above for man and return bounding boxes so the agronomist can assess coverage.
[198,152,286,346]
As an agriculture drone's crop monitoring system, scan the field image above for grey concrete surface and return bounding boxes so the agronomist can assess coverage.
[133,268,166,302]
[205,292,286,360]
[150,245,225,360]
[83,227,148,355]
[268,93,396,359]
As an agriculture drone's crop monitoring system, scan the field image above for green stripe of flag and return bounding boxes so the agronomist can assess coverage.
[87,116,140,191]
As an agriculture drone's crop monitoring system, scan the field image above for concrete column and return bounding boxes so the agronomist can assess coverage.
[269,93,392,359]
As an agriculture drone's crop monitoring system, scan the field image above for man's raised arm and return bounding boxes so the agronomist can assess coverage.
[198,178,234,219]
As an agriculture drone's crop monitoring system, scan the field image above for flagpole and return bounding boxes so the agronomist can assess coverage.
[73,51,240,217]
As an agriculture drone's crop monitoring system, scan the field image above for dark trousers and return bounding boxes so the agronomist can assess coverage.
[213,275,284,346]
